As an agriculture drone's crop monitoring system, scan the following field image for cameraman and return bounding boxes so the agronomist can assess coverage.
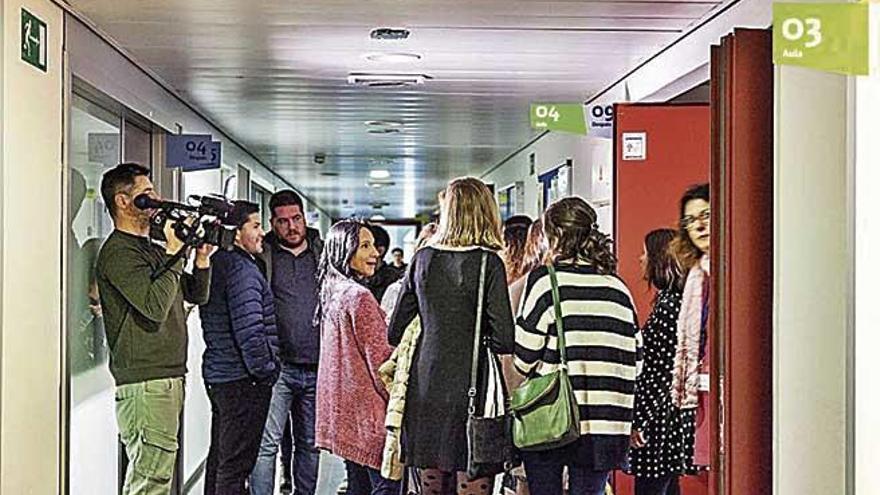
[95,163,213,495]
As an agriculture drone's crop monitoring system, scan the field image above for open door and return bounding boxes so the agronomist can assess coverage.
[711,28,774,495]
[612,27,773,495]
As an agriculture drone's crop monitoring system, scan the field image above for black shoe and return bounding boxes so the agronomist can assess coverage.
[280,478,292,493]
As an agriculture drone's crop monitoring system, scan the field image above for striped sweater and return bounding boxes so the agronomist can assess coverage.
[514,263,641,468]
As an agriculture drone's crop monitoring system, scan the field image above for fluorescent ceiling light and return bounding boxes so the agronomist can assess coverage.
[371,214,386,221]
[370,169,391,180]
[365,52,422,63]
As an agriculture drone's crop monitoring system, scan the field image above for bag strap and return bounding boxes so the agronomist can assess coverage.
[467,251,489,417]
[547,263,568,368]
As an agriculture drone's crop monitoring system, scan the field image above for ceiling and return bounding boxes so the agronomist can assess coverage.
[68,0,729,218]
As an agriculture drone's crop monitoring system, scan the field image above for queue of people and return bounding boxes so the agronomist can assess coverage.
[95,161,711,495]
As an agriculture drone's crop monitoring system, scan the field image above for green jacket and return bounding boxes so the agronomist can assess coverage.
[96,230,210,385]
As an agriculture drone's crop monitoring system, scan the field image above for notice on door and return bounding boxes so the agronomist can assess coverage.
[622,132,647,161]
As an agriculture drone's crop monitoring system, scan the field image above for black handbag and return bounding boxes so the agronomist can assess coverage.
[465,251,514,480]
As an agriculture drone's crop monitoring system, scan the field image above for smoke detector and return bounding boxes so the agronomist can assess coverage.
[347,73,431,87]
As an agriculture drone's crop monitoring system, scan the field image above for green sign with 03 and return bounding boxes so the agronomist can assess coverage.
[530,103,587,135]
[772,2,869,76]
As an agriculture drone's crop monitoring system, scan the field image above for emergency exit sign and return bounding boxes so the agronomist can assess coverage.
[21,8,47,72]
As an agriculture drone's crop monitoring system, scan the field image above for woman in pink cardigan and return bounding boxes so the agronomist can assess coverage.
[314,219,399,495]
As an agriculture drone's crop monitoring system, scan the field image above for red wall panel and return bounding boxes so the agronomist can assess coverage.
[613,103,711,495]
[614,104,711,321]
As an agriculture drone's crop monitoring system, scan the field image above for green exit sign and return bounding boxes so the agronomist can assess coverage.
[773,3,869,76]
[21,8,47,72]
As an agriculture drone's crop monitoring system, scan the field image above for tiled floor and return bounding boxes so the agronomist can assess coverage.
[188,452,346,494]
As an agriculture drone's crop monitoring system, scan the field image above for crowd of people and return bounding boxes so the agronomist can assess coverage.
[95,162,712,495]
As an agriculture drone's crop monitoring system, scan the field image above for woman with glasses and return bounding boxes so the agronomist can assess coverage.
[628,229,685,495]
[668,183,711,475]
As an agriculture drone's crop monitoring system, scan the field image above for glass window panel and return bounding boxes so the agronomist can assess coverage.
[67,92,121,495]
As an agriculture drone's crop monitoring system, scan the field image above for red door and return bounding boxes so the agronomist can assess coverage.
[614,103,711,495]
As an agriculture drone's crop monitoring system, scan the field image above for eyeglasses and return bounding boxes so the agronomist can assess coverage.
[680,209,710,230]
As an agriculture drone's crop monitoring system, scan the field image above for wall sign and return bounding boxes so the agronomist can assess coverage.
[589,104,615,139]
[21,8,47,72]
[87,133,120,166]
[182,142,222,171]
[772,2,869,76]
[166,134,222,170]
[622,132,647,161]
[530,103,587,135]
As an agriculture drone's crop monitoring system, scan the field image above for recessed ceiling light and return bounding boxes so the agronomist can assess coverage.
[364,120,403,127]
[365,53,422,63]
[370,170,391,180]
[347,73,431,87]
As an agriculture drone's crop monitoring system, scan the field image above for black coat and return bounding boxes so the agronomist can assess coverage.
[388,246,514,471]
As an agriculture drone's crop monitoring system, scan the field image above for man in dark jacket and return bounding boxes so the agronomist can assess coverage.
[201,201,279,495]
[250,190,323,495]
[95,163,212,495]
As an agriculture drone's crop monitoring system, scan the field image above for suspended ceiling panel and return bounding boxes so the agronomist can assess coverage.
[68,0,730,218]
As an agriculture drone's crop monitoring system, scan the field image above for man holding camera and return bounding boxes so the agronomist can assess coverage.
[96,163,213,495]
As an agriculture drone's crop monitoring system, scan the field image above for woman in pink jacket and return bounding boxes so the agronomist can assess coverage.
[315,219,399,495]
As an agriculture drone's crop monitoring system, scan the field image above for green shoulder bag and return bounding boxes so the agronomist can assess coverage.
[509,263,581,451]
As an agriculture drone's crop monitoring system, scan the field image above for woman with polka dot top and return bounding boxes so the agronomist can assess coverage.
[628,228,688,495]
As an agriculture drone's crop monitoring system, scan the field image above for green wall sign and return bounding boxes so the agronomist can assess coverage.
[773,2,869,76]
[21,8,47,72]
[530,103,587,135]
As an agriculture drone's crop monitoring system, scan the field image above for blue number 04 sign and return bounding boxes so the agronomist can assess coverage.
[166,134,221,170]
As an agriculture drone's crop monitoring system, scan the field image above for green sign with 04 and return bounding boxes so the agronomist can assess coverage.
[530,103,587,135]
[772,2,869,76]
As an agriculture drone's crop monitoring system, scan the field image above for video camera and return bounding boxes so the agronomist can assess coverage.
[134,194,237,251]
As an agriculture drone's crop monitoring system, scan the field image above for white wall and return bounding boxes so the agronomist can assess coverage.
[481,132,613,234]
[774,65,851,495]
[0,0,64,493]
[855,6,880,494]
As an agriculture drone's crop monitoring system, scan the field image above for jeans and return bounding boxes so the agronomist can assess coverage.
[345,461,401,495]
[521,439,609,495]
[115,377,185,495]
[204,377,274,495]
[635,475,680,495]
[249,364,319,495]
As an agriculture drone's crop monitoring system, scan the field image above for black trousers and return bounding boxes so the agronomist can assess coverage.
[635,474,681,495]
[204,377,274,495]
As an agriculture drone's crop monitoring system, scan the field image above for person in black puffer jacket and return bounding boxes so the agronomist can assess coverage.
[200,201,279,495]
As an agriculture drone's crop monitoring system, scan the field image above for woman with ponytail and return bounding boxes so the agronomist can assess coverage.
[513,197,640,495]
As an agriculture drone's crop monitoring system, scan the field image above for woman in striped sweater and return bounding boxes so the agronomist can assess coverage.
[514,197,640,495]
